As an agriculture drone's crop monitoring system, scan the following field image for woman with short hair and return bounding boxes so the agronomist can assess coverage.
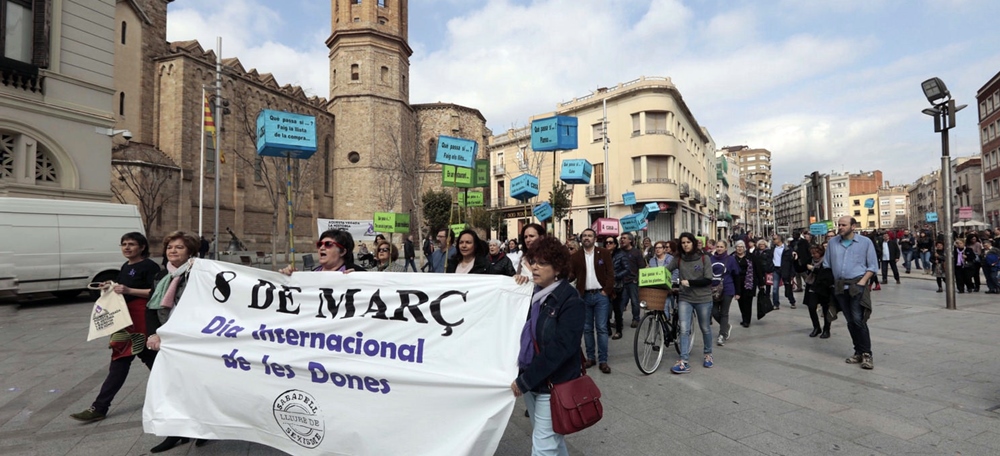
[280,229,364,275]
[374,240,405,272]
[486,239,516,276]
[70,232,160,424]
[511,236,584,455]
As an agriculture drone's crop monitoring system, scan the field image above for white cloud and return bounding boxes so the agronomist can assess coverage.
[166,0,329,97]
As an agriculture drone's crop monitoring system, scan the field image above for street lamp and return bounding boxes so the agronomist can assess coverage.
[920,77,967,310]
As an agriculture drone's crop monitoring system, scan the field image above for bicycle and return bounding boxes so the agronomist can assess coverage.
[633,288,684,374]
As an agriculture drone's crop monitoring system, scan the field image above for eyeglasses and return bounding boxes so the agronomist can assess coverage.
[527,258,550,266]
[605,241,616,245]
[377,247,390,253]
[316,240,345,250]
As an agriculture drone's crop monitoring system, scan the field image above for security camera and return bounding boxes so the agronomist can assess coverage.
[122,130,133,141]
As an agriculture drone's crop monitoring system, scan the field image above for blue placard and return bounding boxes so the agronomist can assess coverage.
[530,116,578,151]
[641,205,649,220]
[809,223,828,236]
[255,109,318,159]
[533,202,553,221]
[925,212,938,222]
[560,159,592,185]
[864,198,875,208]
[623,192,636,206]
[435,135,477,169]
[620,213,647,232]
[644,202,660,221]
[510,174,540,201]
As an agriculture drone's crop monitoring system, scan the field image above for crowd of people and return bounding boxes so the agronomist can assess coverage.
[73,218,1000,455]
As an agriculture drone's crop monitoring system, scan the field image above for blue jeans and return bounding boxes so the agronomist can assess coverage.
[404,258,417,272]
[834,283,871,355]
[902,250,914,271]
[582,292,610,363]
[772,277,795,308]
[523,392,568,456]
[920,250,931,270]
[677,299,713,362]
[621,282,640,322]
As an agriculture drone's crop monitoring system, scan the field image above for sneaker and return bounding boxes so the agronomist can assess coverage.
[671,360,691,374]
[860,353,874,370]
[703,354,714,368]
[790,304,797,309]
[717,334,725,346]
[70,407,106,423]
[845,354,863,364]
[725,323,733,341]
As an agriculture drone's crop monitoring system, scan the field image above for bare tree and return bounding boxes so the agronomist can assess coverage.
[229,88,320,265]
[111,147,180,238]
[370,131,424,231]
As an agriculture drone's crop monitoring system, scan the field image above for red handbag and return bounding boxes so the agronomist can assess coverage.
[548,356,603,435]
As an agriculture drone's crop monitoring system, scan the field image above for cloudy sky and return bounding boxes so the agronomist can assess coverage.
[166,0,1000,191]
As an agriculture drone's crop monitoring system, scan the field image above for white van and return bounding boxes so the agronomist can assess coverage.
[0,197,145,300]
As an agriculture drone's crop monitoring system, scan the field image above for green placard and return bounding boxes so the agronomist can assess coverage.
[474,159,489,188]
[442,165,474,188]
[450,223,468,237]
[639,267,671,287]
[458,191,484,207]
[373,212,410,233]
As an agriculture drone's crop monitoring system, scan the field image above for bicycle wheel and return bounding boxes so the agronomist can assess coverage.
[634,312,664,374]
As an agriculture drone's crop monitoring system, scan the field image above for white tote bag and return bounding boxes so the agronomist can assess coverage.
[86,282,133,341]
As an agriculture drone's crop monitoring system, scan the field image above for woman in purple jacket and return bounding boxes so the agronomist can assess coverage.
[711,240,742,347]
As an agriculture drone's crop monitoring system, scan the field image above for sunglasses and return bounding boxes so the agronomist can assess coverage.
[377,247,390,253]
[316,240,345,250]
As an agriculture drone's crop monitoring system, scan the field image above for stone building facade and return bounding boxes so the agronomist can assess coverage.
[1,0,117,202]
[110,0,488,253]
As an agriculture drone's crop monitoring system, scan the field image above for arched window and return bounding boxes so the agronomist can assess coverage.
[351,64,359,81]
[0,131,60,185]
[121,21,127,44]
[428,138,436,163]
[380,66,388,83]
[119,92,125,116]
[324,137,331,193]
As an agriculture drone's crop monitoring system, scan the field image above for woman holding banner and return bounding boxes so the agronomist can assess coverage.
[280,229,365,274]
[512,236,584,455]
[143,231,200,453]
[446,229,490,274]
[70,232,159,424]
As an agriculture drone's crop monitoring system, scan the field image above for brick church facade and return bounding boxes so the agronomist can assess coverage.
[111,0,489,255]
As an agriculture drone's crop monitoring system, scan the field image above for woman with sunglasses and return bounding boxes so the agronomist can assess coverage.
[280,229,364,274]
[374,240,405,272]
[446,229,490,274]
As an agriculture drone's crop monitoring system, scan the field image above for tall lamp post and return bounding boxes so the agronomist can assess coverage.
[920,77,966,310]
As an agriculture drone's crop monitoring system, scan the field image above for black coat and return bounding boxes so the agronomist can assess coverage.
[874,238,900,261]
[514,280,585,394]
[486,253,516,276]
[403,239,415,259]
[445,254,490,274]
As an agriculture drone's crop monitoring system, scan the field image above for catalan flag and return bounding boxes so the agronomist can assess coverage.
[203,93,224,163]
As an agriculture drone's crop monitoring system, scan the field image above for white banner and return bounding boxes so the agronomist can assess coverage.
[143,260,532,455]
[317,219,377,242]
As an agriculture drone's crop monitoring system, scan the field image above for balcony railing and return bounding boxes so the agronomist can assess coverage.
[692,189,702,204]
[586,184,606,198]
[647,177,675,184]
[493,164,505,175]
[0,58,43,94]
[490,198,506,208]
[679,183,690,198]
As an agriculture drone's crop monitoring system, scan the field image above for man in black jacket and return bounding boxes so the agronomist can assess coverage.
[770,235,797,309]
[875,232,901,284]
[403,235,417,272]
[792,231,812,291]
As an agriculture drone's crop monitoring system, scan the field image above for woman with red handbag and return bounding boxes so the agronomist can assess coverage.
[511,237,586,455]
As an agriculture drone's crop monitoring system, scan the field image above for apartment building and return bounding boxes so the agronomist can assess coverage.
[908,170,942,230]
[978,69,1000,227]
[877,184,910,229]
[487,76,716,241]
[773,183,806,235]
[725,146,774,236]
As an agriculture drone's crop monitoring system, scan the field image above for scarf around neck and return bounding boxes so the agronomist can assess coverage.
[147,260,191,310]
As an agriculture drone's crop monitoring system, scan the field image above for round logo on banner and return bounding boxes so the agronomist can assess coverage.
[273,389,325,448]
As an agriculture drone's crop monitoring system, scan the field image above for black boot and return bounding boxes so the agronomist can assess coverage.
[809,327,821,337]
[150,437,190,453]
[820,321,831,339]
